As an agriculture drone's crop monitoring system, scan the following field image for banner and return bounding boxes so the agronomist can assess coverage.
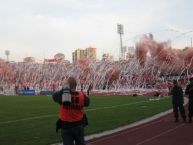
[18,90,35,95]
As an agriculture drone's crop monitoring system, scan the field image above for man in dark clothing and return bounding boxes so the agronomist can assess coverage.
[52,77,91,145]
[171,80,186,122]
[185,77,193,123]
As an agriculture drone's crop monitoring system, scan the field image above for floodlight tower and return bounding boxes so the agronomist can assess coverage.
[5,50,10,62]
[117,24,124,60]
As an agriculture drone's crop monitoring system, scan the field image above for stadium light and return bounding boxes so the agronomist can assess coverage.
[5,50,10,62]
[117,24,124,60]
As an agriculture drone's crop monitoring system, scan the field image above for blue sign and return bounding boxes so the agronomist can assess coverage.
[18,90,35,95]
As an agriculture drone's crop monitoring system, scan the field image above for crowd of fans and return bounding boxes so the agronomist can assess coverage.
[0,58,192,95]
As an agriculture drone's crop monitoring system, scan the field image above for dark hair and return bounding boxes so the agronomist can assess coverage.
[68,77,77,90]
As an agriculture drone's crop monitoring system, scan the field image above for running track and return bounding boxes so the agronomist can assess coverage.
[86,112,193,145]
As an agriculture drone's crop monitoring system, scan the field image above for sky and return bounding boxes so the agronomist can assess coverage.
[0,0,193,62]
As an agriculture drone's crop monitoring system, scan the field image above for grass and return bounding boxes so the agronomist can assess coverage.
[0,95,171,145]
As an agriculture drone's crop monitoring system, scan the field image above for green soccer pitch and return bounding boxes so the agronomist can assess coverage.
[0,95,171,145]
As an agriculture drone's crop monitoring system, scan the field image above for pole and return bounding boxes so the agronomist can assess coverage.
[120,33,123,60]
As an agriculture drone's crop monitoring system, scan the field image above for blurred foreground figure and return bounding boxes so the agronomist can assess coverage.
[52,77,91,145]
[170,80,186,122]
[185,77,193,123]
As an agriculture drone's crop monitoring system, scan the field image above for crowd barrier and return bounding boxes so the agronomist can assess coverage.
[40,90,54,95]
[3,89,15,96]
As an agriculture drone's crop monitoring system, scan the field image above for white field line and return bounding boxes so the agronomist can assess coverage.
[86,100,149,112]
[0,100,150,124]
[0,114,56,124]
